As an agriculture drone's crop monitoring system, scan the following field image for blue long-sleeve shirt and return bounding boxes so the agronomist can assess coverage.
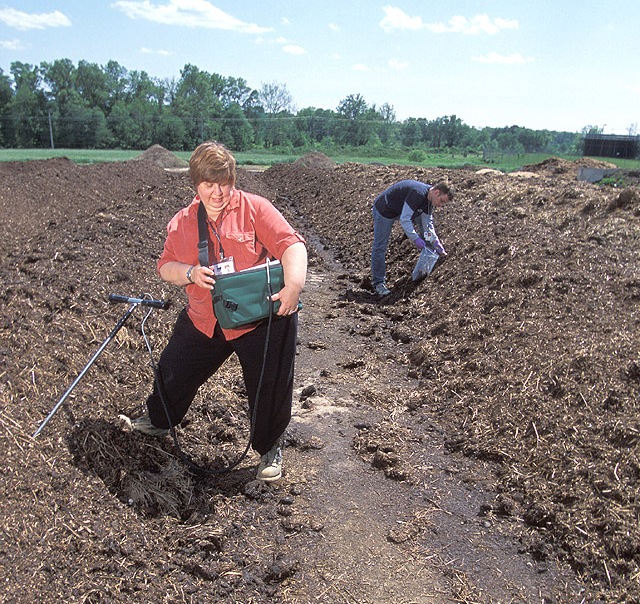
[374,179,439,245]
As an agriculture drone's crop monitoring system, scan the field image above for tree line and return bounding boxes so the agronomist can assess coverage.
[0,59,582,156]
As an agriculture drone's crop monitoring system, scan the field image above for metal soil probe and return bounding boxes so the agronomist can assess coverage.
[32,294,169,438]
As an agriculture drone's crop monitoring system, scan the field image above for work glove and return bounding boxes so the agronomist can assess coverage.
[414,237,426,250]
[433,238,446,255]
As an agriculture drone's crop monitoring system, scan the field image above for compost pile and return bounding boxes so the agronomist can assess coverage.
[0,150,639,603]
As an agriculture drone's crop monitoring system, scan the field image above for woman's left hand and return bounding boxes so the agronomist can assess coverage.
[275,242,307,316]
[271,286,301,316]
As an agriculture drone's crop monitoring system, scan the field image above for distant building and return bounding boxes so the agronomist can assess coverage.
[582,134,639,159]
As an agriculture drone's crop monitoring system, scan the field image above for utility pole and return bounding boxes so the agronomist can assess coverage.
[48,110,54,149]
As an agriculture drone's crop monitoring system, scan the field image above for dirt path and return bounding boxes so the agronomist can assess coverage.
[284,268,450,603]
[276,260,583,603]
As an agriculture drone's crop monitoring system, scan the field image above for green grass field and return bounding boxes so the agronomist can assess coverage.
[0,148,637,172]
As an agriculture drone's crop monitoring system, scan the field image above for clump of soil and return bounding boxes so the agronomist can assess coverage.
[0,153,639,603]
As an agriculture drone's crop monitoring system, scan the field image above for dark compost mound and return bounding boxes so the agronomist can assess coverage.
[0,155,638,603]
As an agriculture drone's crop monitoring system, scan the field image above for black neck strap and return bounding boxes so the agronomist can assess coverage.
[197,201,228,266]
[197,202,210,267]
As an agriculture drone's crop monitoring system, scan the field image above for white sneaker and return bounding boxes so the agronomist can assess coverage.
[120,413,169,437]
[256,443,283,482]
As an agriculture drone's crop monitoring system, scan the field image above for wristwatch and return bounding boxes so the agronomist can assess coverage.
[186,265,195,283]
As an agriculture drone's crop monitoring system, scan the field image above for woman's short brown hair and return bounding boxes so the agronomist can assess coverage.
[189,141,237,188]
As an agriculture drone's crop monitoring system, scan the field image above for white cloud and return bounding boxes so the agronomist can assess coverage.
[472,52,533,65]
[271,36,305,54]
[0,8,71,31]
[352,63,370,72]
[388,58,409,70]
[282,44,306,55]
[141,47,172,56]
[329,23,340,32]
[252,33,306,55]
[380,7,518,35]
[427,14,518,35]
[281,17,290,26]
[380,6,424,32]
[0,38,27,50]
[112,0,273,34]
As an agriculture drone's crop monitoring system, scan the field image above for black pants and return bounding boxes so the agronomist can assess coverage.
[146,309,297,455]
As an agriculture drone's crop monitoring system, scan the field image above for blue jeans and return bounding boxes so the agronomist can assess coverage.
[371,206,396,287]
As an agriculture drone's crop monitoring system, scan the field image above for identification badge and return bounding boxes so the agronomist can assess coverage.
[212,256,235,276]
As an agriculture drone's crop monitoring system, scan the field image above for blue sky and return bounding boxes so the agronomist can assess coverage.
[1,1,639,134]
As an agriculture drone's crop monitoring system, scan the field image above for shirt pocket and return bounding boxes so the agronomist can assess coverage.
[223,230,259,267]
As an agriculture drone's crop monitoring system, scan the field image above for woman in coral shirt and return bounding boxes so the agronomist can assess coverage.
[127,141,307,483]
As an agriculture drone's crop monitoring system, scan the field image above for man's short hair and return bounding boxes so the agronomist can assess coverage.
[432,181,454,201]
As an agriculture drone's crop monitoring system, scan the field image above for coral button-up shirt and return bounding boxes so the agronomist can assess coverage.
[158,188,305,339]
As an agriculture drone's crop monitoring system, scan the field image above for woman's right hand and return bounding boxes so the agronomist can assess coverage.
[188,264,215,290]
[159,261,215,289]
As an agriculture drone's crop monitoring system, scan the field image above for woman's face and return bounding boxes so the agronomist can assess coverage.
[197,181,234,216]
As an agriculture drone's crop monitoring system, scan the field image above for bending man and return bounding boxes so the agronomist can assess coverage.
[371,179,453,297]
